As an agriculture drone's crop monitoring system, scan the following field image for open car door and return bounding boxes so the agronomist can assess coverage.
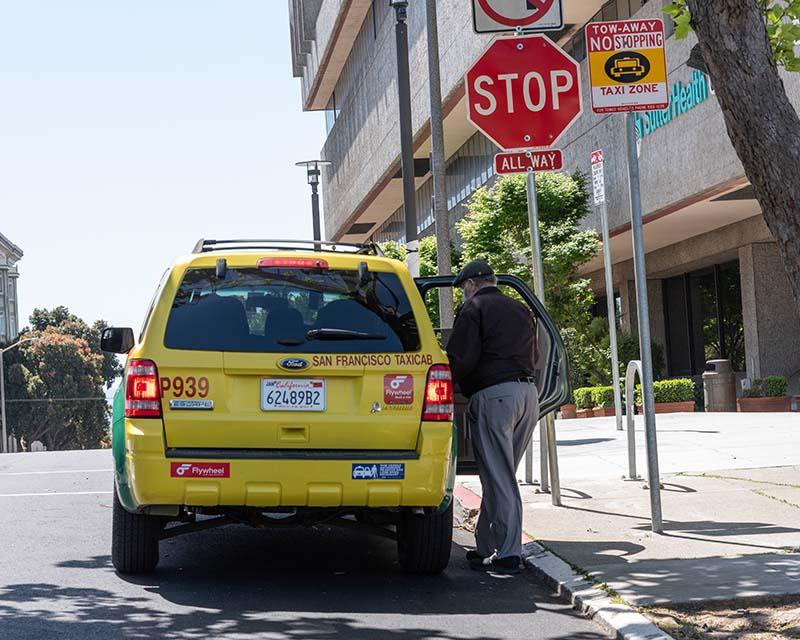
[416,274,570,475]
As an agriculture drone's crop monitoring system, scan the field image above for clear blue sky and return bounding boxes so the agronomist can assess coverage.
[0,1,325,332]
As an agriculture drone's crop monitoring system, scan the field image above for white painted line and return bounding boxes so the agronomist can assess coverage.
[0,491,113,498]
[0,468,110,476]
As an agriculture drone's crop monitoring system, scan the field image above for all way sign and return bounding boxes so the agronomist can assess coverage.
[495,149,563,174]
[586,19,668,114]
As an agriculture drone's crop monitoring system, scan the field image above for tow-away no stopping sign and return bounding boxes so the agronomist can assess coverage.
[472,0,564,34]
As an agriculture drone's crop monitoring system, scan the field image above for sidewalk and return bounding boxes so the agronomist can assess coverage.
[457,413,800,607]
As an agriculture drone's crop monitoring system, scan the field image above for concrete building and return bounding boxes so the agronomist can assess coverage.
[289,0,800,391]
[0,232,22,344]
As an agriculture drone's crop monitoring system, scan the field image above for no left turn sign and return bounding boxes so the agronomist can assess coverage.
[472,0,564,34]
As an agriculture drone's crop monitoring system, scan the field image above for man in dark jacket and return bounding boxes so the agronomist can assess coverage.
[446,259,539,574]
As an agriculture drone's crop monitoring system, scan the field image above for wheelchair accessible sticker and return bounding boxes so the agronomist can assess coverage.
[352,463,405,480]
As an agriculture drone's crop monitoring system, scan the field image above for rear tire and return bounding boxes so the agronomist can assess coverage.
[397,502,453,575]
[111,484,162,574]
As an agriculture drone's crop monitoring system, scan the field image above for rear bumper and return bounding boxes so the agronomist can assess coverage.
[121,419,453,510]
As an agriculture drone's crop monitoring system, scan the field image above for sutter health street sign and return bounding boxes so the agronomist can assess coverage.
[586,19,668,114]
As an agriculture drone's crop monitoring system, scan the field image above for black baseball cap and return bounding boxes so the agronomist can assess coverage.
[452,259,495,287]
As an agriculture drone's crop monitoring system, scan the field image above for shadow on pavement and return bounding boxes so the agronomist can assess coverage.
[0,525,611,639]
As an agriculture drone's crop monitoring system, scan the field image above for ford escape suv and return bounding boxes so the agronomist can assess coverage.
[102,239,569,576]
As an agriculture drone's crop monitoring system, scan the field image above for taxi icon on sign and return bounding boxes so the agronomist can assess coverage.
[605,51,651,83]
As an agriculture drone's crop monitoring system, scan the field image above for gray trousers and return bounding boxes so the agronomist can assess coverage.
[468,381,540,560]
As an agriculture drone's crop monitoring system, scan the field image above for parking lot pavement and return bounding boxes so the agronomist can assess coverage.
[0,450,609,640]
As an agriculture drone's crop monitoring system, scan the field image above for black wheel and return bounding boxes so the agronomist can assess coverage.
[397,502,453,575]
[111,484,162,574]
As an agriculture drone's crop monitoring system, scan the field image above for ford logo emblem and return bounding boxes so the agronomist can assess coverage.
[279,358,310,371]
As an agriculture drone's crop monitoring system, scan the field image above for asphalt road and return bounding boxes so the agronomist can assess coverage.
[0,450,609,640]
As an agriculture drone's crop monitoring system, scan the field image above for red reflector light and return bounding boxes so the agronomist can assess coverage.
[125,359,162,418]
[422,365,454,422]
[258,257,329,269]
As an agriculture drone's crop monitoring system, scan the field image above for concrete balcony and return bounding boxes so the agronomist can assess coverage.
[290,0,374,110]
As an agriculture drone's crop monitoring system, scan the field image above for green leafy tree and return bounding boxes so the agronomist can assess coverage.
[3,307,119,450]
[29,306,122,387]
[456,173,603,386]
[662,1,800,314]
[5,330,108,451]
[456,172,600,332]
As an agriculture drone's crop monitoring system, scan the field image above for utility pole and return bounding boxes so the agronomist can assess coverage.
[390,0,419,276]
[425,0,453,327]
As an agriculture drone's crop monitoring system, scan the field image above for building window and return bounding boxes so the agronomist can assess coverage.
[325,92,339,133]
[663,261,745,376]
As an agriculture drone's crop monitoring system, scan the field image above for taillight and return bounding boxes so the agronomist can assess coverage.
[125,359,162,418]
[422,365,454,422]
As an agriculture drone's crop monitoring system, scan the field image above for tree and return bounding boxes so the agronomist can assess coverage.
[29,306,122,387]
[664,1,800,314]
[6,330,108,451]
[457,172,601,333]
[457,172,603,388]
[3,306,119,450]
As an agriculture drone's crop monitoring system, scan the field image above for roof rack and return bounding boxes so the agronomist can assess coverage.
[192,239,383,256]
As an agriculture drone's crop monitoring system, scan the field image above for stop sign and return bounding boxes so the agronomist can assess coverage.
[466,35,582,150]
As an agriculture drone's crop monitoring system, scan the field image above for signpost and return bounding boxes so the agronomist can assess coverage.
[466,34,581,505]
[586,19,668,114]
[591,150,623,433]
[472,0,563,34]
[586,19,666,533]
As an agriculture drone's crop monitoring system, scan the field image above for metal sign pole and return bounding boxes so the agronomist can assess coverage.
[524,170,561,506]
[425,0,454,327]
[599,202,623,432]
[592,151,622,431]
[624,112,663,533]
[391,0,419,277]
[525,171,546,490]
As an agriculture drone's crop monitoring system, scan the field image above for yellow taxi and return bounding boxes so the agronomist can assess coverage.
[102,239,569,575]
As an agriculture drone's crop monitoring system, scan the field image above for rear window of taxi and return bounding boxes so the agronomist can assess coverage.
[163,266,420,353]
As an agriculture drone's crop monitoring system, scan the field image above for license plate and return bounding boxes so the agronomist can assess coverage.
[261,379,326,412]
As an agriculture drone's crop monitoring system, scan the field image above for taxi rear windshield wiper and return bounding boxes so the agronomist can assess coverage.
[306,328,387,341]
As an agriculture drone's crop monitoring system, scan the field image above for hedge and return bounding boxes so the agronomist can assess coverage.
[573,387,594,410]
[744,376,788,398]
[635,378,695,405]
[591,386,615,408]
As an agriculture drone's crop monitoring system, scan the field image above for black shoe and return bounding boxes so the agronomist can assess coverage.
[466,550,487,562]
[469,555,522,575]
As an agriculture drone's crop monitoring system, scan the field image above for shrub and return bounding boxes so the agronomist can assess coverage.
[744,376,788,398]
[573,387,594,410]
[591,386,615,408]
[635,378,695,405]
[617,332,665,380]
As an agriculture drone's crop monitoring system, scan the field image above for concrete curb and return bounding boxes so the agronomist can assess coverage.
[454,483,674,640]
[523,541,674,640]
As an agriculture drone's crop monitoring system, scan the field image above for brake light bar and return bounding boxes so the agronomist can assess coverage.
[257,257,329,269]
[422,365,454,422]
[125,359,162,418]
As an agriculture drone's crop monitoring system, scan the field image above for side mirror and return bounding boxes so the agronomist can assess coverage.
[101,327,135,354]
